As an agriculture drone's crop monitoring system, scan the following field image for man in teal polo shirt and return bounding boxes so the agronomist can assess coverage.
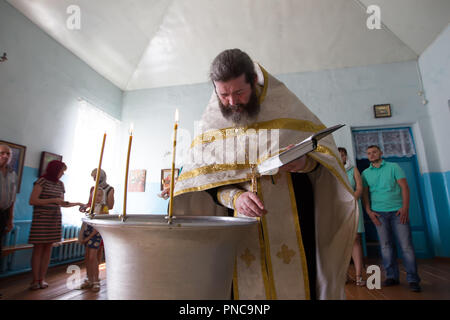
[362,145,421,292]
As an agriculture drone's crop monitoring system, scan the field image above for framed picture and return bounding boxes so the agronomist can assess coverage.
[0,140,26,193]
[161,168,180,191]
[39,151,63,177]
[129,169,147,192]
[374,104,392,118]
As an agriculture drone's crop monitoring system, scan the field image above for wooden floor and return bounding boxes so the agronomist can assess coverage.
[0,258,449,300]
[0,261,108,300]
[345,258,450,300]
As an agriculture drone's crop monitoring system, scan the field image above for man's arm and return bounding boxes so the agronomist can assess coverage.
[396,178,410,224]
[362,186,381,226]
[353,167,363,200]
[212,185,266,217]
[216,186,245,211]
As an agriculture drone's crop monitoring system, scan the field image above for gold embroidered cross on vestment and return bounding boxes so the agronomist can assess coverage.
[276,244,296,264]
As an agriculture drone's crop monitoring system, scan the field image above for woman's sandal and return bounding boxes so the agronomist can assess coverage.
[355,276,366,286]
[39,280,49,289]
[29,282,40,290]
[78,279,93,290]
[91,281,100,292]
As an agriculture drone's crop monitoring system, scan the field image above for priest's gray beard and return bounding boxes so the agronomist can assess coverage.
[218,87,260,126]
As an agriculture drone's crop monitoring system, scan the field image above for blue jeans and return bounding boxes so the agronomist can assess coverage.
[374,211,420,283]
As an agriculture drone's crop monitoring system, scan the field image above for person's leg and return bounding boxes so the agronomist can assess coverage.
[83,248,89,281]
[86,248,94,283]
[375,211,399,282]
[38,243,54,288]
[88,246,100,292]
[89,248,99,283]
[352,233,365,285]
[391,214,420,284]
[0,210,7,257]
[77,247,93,289]
[30,244,44,286]
[97,245,103,264]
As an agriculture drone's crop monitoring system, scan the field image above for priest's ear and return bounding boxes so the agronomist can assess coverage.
[252,74,258,86]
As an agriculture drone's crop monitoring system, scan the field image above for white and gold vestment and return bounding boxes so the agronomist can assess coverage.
[173,64,358,300]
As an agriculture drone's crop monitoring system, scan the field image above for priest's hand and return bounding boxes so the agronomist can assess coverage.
[235,192,267,217]
[279,155,307,172]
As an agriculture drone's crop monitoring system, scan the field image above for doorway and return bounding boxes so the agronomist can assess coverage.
[352,127,433,259]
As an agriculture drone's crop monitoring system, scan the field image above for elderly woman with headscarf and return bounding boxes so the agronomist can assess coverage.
[28,160,83,290]
[78,168,114,292]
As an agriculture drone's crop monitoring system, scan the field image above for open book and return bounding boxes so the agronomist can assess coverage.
[257,124,345,174]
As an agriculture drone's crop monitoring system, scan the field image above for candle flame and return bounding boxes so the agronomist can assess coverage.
[129,123,134,135]
[175,109,179,122]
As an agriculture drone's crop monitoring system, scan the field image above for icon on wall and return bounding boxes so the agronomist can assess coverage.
[373,104,392,118]
[129,169,146,192]
[39,151,63,178]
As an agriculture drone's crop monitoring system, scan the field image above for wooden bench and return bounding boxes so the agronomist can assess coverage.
[1,238,79,257]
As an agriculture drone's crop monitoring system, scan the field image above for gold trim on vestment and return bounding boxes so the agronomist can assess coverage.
[178,164,251,182]
[258,65,269,105]
[316,144,346,173]
[234,209,272,300]
[189,118,326,148]
[258,179,277,299]
[174,178,249,197]
[287,173,311,300]
[174,154,350,198]
[232,190,245,210]
[256,216,272,300]
[308,153,354,195]
[176,142,340,185]
[176,144,342,183]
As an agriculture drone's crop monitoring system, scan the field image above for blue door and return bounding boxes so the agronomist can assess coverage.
[353,128,433,259]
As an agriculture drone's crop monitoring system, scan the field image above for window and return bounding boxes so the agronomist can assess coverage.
[353,128,416,160]
[62,99,121,226]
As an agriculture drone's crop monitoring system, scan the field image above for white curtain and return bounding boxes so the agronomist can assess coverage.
[62,99,121,226]
[354,128,416,160]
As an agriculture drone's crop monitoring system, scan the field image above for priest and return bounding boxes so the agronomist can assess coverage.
[173,49,358,300]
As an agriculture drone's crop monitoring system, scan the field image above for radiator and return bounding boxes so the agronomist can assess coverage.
[1,224,85,276]
[52,224,85,263]
[1,225,19,273]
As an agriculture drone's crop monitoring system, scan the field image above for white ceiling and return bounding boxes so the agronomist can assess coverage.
[7,0,450,91]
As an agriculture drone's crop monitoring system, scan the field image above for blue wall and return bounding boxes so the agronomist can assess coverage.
[418,25,450,257]
[420,172,450,257]
[1,0,449,274]
[0,1,123,274]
